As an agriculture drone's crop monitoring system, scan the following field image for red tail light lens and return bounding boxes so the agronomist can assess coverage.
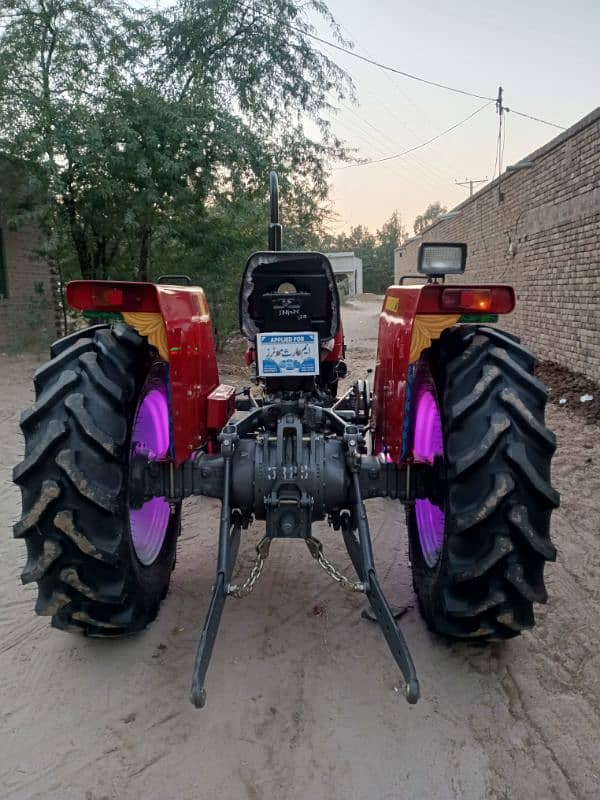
[92,286,124,308]
[441,289,491,311]
[66,281,160,312]
[441,287,514,314]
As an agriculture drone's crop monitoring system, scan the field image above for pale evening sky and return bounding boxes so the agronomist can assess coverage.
[315,0,599,234]
[132,0,599,235]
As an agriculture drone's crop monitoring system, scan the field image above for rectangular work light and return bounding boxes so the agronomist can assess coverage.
[417,243,467,276]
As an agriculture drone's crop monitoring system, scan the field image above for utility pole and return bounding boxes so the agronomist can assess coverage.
[455,177,488,197]
[496,86,505,201]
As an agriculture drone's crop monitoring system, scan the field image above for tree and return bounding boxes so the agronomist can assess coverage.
[413,202,447,235]
[372,210,405,292]
[0,0,352,339]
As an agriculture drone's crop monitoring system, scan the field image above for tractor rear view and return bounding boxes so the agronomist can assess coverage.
[13,173,558,707]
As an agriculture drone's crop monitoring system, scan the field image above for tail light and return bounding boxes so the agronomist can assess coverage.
[66,281,160,313]
[91,286,124,308]
[440,287,514,314]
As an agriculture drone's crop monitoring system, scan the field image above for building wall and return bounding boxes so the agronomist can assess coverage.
[0,216,58,351]
[396,108,600,382]
[326,252,364,295]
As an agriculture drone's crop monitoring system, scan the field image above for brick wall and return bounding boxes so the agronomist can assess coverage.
[396,108,600,382]
[0,216,58,352]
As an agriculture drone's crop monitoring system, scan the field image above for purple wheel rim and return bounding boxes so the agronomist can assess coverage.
[413,386,445,568]
[129,375,171,566]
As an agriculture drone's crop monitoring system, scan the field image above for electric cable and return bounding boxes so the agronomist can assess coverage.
[336,101,454,189]
[232,1,567,131]
[337,101,493,169]
[307,30,566,130]
[332,17,459,184]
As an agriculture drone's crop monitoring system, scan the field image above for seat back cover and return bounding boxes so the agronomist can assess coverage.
[239,251,340,341]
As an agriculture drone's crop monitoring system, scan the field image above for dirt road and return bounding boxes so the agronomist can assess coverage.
[2,296,599,800]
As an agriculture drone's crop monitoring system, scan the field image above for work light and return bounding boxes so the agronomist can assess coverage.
[417,243,467,276]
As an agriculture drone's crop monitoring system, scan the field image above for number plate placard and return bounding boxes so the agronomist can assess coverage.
[256,332,319,377]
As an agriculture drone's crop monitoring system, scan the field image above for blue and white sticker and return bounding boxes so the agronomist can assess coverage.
[256,332,319,377]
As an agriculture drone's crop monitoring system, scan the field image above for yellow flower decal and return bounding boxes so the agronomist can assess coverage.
[409,315,460,364]
[122,312,169,362]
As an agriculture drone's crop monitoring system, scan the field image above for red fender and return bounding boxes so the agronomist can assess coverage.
[66,280,220,465]
[321,325,345,361]
[372,283,515,462]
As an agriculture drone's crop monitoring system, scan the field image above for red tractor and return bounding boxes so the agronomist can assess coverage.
[14,174,558,707]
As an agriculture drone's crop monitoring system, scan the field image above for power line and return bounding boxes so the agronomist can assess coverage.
[308,30,566,131]
[337,101,493,169]
[504,107,565,129]
[234,1,569,132]
[7,0,568,133]
[332,16,458,185]
[303,30,495,103]
[238,0,483,103]
[337,101,457,189]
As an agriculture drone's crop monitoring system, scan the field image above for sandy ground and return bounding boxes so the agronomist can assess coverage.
[1,296,599,800]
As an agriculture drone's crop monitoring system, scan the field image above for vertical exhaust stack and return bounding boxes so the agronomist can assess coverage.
[268,171,282,252]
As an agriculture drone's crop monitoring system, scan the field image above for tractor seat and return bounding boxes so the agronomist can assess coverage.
[239,251,341,342]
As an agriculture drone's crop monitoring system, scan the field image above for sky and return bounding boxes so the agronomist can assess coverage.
[313,0,600,234]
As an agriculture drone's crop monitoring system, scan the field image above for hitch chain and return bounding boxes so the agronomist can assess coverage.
[226,535,365,598]
[306,537,366,593]
[227,537,271,598]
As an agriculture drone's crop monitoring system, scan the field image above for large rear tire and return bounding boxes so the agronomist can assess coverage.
[407,325,559,640]
[13,323,181,636]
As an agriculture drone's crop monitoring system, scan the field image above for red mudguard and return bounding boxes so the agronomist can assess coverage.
[372,283,515,462]
[66,280,220,465]
[322,326,345,361]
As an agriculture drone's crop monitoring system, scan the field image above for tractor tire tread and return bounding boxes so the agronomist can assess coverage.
[14,325,180,636]
[50,324,108,358]
[409,324,558,641]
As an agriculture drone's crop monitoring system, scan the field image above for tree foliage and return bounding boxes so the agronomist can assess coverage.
[413,201,447,235]
[0,0,352,341]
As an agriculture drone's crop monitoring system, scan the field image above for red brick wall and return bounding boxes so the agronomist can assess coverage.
[396,108,600,382]
[0,219,58,352]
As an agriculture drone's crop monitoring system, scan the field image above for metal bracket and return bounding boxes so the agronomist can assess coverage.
[342,472,420,704]
[190,450,239,708]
